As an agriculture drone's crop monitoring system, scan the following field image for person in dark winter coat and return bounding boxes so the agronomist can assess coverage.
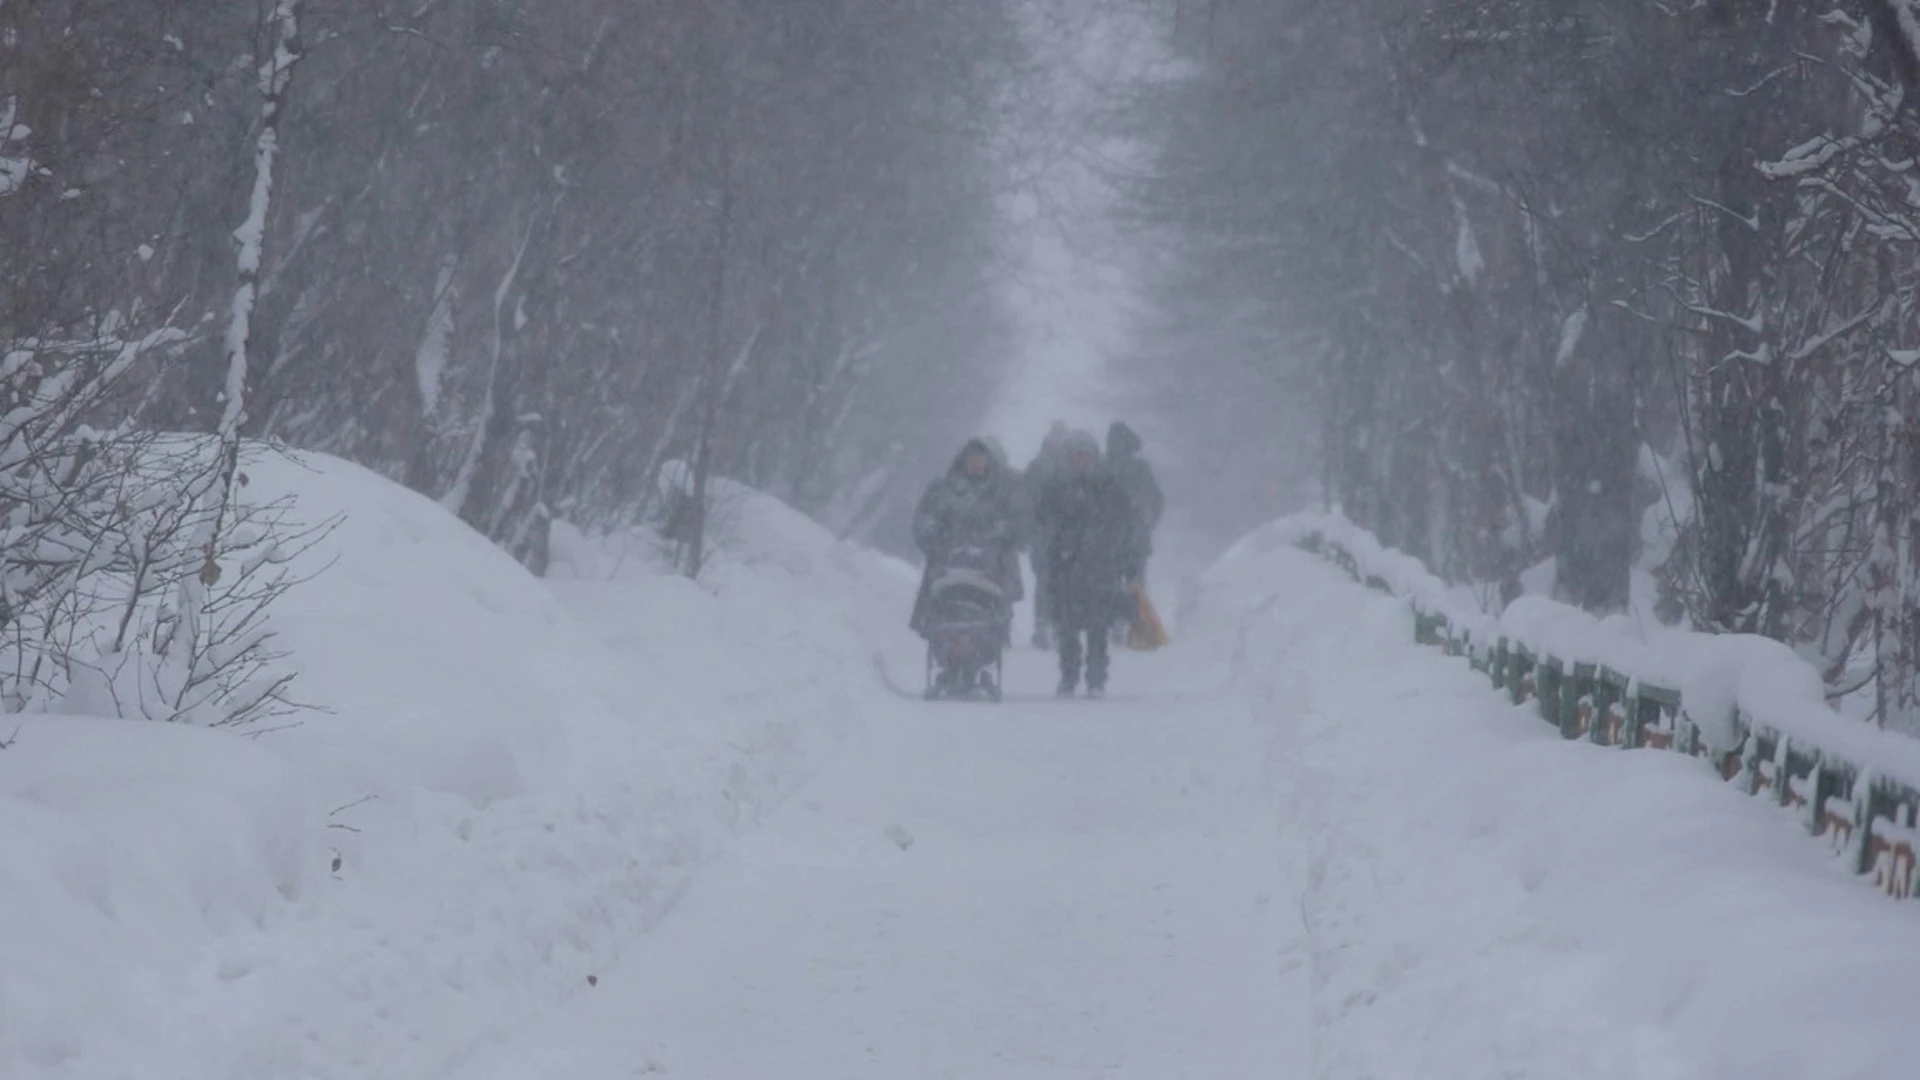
[1105,420,1164,642]
[1033,430,1144,697]
[909,438,1023,635]
[1106,421,1164,577]
[1022,421,1072,648]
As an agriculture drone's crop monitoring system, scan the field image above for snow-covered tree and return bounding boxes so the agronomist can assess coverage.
[4,0,1028,573]
[1118,0,1920,733]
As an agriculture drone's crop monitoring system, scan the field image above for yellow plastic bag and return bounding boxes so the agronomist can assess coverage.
[1126,581,1171,651]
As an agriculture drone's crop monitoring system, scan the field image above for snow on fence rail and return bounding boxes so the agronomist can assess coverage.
[1261,511,1920,902]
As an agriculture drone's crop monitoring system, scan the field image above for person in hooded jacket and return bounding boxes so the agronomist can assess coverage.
[1021,421,1072,648]
[1105,420,1164,641]
[909,438,1023,636]
[1106,421,1164,575]
[1033,430,1144,697]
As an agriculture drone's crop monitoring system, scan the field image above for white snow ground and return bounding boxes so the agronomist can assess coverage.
[0,453,913,1080]
[450,644,1308,1080]
[4,456,1914,1079]
[1198,543,1919,1080]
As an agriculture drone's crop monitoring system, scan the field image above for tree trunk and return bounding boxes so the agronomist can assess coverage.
[685,119,734,579]
[201,0,300,573]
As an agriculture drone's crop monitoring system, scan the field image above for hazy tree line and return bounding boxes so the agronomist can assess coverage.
[3,0,1023,569]
[1124,1,1920,731]
[2,1,1024,721]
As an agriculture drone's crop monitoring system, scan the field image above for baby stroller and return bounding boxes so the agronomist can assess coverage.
[920,542,1011,702]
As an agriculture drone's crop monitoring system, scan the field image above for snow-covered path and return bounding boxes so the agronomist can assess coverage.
[436,540,1916,1080]
[450,646,1310,1080]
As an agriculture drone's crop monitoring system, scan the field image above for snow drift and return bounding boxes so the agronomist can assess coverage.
[0,450,915,1080]
[1227,510,1920,904]
[1196,531,1919,1080]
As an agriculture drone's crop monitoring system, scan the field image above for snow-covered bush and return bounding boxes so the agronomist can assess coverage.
[651,458,747,578]
[1,346,323,727]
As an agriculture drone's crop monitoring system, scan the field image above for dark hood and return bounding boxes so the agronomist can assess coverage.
[949,438,999,478]
[1107,422,1142,459]
[1059,430,1104,476]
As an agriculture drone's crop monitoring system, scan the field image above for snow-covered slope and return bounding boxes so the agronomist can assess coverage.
[0,451,915,1080]
[1196,538,1918,1080]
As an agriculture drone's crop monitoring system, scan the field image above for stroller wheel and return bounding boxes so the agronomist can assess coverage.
[976,662,1002,702]
[928,659,970,701]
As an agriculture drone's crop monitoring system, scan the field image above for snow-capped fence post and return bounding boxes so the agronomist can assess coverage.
[1801,761,1835,838]
[1863,781,1920,897]
[1594,668,1630,746]
[1511,643,1536,705]
[1770,737,1800,810]
[1568,661,1597,742]
[1846,777,1878,876]
[1820,770,1862,862]
[1538,657,1565,730]
[1735,728,1767,796]
[1562,661,1585,739]
[1674,707,1701,759]
[1634,685,1680,750]
[1869,802,1918,899]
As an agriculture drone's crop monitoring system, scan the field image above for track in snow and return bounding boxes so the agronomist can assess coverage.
[451,643,1309,1079]
[873,646,1234,706]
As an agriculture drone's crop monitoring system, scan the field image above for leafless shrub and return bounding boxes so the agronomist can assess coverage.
[2,358,331,726]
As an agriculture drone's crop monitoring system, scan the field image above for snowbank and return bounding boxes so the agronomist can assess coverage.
[1201,537,1919,1080]
[0,719,308,1074]
[0,451,916,1080]
[1239,510,1920,904]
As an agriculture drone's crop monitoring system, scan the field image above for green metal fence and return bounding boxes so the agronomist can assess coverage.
[1297,529,1920,902]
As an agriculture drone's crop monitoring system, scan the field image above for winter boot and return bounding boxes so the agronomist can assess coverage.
[1057,628,1085,696]
[1084,629,1111,693]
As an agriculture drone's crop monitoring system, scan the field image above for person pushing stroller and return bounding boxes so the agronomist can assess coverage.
[910,438,1024,697]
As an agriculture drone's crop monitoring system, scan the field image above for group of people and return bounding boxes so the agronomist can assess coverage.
[910,420,1163,698]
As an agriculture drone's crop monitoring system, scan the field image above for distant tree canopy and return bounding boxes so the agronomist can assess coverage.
[1,0,1024,571]
[1122,0,1920,732]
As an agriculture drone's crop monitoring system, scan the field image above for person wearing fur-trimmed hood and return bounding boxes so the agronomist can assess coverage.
[908,438,1024,635]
